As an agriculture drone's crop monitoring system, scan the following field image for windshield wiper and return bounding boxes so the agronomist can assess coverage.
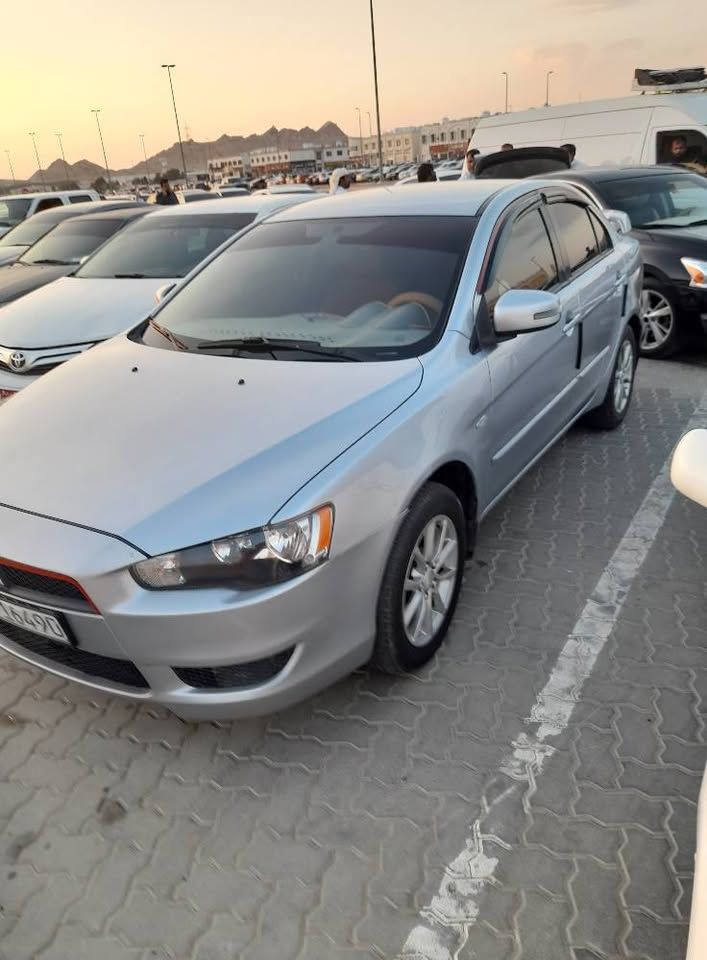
[196,336,361,361]
[685,219,707,228]
[149,318,188,351]
[27,258,74,266]
[113,272,148,278]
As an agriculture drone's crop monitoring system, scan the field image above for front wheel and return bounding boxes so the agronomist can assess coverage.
[585,326,637,430]
[639,280,682,358]
[373,482,466,673]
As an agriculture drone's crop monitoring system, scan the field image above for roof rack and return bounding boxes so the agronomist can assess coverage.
[632,67,707,94]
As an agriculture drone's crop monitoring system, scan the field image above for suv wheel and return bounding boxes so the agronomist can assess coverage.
[373,482,466,673]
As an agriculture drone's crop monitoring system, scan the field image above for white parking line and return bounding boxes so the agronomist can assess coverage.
[398,395,707,960]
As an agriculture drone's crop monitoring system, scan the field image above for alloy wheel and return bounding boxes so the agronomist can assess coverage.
[640,289,674,352]
[402,514,459,648]
[613,339,635,415]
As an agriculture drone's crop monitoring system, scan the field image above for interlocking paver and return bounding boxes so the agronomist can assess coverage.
[0,357,705,959]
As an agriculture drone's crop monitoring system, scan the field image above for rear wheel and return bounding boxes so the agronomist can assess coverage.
[585,326,637,430]
[639,280,682,358]
[373,482,466,673]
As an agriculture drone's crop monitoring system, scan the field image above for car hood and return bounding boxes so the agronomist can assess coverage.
[0,335,423,555]
[0,262,69,306]
[640,222,707,247]
[0,245,29,266]
[0,275,171,349]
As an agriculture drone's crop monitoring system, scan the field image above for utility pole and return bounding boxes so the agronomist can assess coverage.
[140,133,151,181]
[4,150,16,184]
[502,72,509,114]
[355,107,363,169]
[55,133,71,183]
[29,132,46,187]
[161,64,188,185]
[369,0,384,181]
[91,110,111,185]
[545,69,555,108]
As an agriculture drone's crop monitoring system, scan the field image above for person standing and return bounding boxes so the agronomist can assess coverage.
[460,148,479,180]
[155,178,179,205]
[329,168,353,194]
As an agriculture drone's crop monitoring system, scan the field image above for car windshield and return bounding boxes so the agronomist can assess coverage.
[600,173,707,228]
[76,212,256,279]
[141,215,476,360]
[0,197,31,229]
[20,218,123,265]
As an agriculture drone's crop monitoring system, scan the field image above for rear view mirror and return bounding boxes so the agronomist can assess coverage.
[155,282,176,304]
[494,289,561,336]
[604,209,632,235]
[670,429,707,508]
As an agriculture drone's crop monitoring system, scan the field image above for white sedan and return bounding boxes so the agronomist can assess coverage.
[0,194,317,400]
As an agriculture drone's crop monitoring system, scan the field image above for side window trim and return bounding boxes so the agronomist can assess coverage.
[587,207,613,255]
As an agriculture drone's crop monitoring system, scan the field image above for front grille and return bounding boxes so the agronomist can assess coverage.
[0,562,91,613]
[174,648,294,690]
[0,621,149,689]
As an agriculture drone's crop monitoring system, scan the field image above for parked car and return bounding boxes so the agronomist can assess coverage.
[216,187,250,197]
[0,207,152,307]
[0,180,641,719]
[670,428,707,960]
[397,169,462,186]
[0,194,317,398]
[178,189,221,204]
[0,190,101,238]
[541,166,707,357]
[0,200,142,267]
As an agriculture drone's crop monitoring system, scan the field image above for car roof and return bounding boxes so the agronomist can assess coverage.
[0,190,92,201]
[147,193,319,220]
[265,181,514,221]
[6,199,140,225]
[541,165,697,184]
[59,206,152,224]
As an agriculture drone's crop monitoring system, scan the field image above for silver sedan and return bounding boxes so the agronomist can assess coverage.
[0,181,642,719]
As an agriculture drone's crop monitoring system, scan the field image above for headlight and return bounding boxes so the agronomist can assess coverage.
[132,505,334,591]
[681,257,707,289]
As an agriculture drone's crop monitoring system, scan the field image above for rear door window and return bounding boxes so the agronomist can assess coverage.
[34,198,63,213]
[548,202,601,276]
[69,195,93,204]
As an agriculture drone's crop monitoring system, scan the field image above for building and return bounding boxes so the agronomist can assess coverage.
[249,142,350,176]
[418,117,479,161]
[349,127,421,167]
[207,154,251,182]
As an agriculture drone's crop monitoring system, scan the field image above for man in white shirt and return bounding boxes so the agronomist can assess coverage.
[329,169,354,194]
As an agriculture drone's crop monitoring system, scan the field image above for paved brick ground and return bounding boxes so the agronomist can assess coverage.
[0,355,705,960]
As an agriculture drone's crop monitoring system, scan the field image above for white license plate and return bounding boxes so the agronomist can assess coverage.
[0,595,70,644]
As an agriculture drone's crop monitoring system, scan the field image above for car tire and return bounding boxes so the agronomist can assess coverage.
[373,482,466,673]
[639,279,683,358]
[585,326,637,430]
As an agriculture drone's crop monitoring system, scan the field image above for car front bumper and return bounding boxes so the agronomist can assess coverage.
[0,503,390,720]
[675,279,707,333]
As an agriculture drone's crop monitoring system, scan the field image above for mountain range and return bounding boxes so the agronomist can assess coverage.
[25,121,349,184]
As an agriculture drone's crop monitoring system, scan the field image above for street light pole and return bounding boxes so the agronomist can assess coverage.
[55,133,70,184]
[139,133,151,181]
[502,71,509,114]
[29,132,46,187]
[161,64,188,185]
[4,150,16,185]
[91,110,111,185]
[545,69,555,108]
[355,107,363,170]
[368,0,384,182]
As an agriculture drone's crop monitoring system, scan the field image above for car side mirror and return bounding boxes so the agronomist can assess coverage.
[494,289,562,336]
[155,282,176,304]
[604,209,632,234]
[670,429,707,508]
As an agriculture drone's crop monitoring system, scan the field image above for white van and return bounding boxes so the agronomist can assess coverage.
[0,189,100,238]
[469,92,707,169]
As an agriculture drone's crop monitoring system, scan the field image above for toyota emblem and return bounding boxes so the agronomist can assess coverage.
[9,352,26,370]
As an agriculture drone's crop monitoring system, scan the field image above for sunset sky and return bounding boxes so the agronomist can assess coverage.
[2,0,703,178]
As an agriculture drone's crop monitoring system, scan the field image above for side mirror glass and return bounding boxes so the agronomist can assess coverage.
[604,209,632,235]
[155,282,176,304]
[670,429,707,508]
[494,289,562,336]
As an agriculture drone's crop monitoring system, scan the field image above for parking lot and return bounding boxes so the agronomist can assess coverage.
[0,351,705,960]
